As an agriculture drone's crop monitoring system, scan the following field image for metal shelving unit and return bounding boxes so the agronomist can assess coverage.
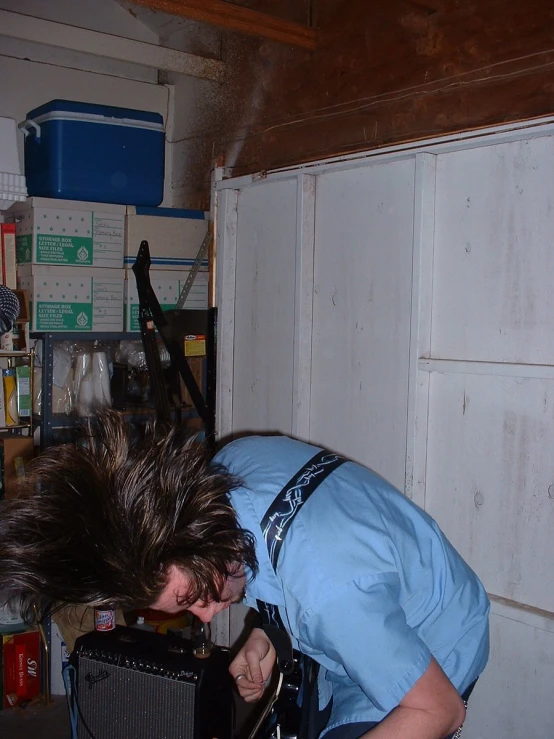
[31,329,213,447]
[31,331,147,447]
[0,347,35,436]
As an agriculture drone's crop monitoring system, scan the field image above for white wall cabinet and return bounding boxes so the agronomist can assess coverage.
[216,118,554,738]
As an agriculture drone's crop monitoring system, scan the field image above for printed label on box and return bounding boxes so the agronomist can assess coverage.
[185,335,206,356]
[93,212,125,266]
[93,279,125,331]
[37,302,92,330]
[36,235,92,265]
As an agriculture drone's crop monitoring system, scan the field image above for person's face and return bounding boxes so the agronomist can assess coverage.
[150,564,246,622]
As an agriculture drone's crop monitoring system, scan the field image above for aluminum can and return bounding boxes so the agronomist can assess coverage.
[94,607,116,631]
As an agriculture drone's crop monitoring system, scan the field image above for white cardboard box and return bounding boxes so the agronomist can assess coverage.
[9,197,125,269]
[125,269,209,332]
[18,265,124,332]
[125,207,208,270]
[50,620,70,696]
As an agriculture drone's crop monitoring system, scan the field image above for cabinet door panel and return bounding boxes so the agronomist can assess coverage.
[229,179,299,436]
[310,160,415,489]
[433,136,554,364]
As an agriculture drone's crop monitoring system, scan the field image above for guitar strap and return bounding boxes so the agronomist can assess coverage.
[260,449,346,572]
[256,449,346,736]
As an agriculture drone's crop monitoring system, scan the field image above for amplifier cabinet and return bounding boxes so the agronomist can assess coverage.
[72,626,233,739]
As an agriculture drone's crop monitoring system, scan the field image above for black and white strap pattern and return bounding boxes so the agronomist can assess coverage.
[257,600,287,632]
[261,450,346,570]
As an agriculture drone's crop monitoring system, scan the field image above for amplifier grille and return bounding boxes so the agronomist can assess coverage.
[77,657,197,739]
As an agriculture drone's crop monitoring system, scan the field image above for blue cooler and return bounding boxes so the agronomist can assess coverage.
[19,99,165,206]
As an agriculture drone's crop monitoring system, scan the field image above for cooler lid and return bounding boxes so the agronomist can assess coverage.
[26,99,163,128]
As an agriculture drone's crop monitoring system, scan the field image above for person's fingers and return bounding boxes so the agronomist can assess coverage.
[234,672,266,701]
[244,651,265,685]
[229,657,251,682]
[240,685,265,703]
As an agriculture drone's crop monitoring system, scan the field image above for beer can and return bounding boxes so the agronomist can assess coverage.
[94,607,116,631]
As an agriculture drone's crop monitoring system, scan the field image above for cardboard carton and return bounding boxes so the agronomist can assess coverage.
[9,197,125,269]
[125,207,208,271]
[49,621,70,696]
[124,270,208,332]
[2,629,41,708]
[18,265,124,332]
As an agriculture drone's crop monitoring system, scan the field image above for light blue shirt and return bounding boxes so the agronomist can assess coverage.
[214,436,490,732]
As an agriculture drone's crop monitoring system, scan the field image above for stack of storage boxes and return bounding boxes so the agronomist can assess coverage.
[11,197,126,332]
[9,202,211,333]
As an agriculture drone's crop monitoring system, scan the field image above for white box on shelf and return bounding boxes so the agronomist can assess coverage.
[50,620,70,696]
[18,265,124,332]
[8,197,125,268]
[125,269,208,332]
[125,207,208,271]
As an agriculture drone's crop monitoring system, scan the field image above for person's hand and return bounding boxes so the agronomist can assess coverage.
[230,627,276,702]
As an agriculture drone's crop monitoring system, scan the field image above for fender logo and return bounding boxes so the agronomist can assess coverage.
[85,670,110,689]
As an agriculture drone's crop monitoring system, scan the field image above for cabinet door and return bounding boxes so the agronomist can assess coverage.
[412,133,554,739]
[310,159,415,489]
[216,178,301,438]
[216,157,415,486]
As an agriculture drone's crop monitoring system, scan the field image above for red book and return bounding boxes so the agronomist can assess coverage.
[2,630,42,708]
[0,223,16,289]
[0,224,4,286]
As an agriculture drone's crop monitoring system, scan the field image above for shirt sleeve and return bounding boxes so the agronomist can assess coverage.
[300,572,432,713]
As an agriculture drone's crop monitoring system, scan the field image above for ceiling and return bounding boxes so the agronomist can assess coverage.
[116,0,196,41]
[114,0,318,51]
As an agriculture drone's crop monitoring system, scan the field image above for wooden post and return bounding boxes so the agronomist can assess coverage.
[128,0,319,50]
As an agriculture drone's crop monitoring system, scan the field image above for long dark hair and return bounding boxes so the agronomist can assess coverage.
[0,412,258,622]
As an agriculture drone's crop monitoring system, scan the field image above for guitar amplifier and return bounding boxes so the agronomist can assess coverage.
[71,626,233,739]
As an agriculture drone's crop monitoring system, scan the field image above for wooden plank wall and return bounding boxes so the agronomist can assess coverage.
[215,0,554,181]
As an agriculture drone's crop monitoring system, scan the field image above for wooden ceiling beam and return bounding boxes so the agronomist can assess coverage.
[397,0,441,10]
[406,1,440,10]
[128,0,318,50]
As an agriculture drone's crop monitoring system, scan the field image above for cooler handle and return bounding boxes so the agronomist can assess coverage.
[18,119,41,139]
